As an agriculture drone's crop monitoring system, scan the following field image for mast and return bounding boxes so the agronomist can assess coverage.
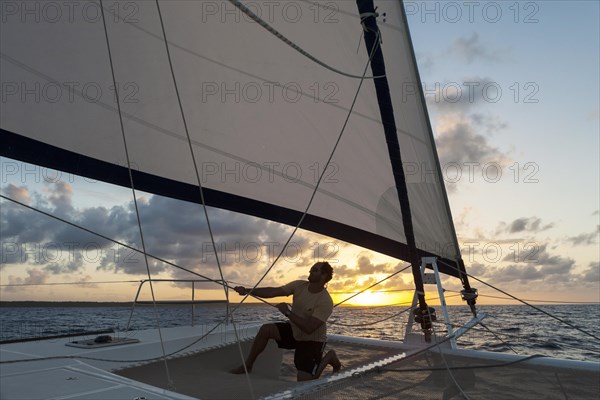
[355,0,432,338]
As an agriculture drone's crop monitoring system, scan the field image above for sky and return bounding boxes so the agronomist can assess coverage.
[1,0,599,307]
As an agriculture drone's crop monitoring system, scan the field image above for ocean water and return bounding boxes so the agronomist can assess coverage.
[0,303,598,362]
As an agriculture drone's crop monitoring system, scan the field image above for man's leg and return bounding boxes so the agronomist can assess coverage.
[230,323,281,374]
[296,370,313,381]
[294,342,332,381]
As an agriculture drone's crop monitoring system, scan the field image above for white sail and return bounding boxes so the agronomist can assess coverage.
[1,0,458,272]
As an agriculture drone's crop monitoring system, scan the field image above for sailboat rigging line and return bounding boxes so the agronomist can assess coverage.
[234,28,383,313]
[228,313,256,399]
[227,0,385,80]
[154,2,257,392]
[152,0,242,361]
[437,259,600,342]
[154,0,226,304]
[98,0,173,389]
[334,264,411,307]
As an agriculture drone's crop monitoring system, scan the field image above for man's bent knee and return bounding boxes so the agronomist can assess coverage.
[257,323,281,341]
[297,370,314,382]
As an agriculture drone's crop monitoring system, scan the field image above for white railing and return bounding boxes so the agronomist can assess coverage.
[125,279,228,330]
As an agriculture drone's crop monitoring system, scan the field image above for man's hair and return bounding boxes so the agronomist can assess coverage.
[319,261,333,283]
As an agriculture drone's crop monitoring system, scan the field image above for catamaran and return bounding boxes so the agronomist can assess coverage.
[1,0,598,398]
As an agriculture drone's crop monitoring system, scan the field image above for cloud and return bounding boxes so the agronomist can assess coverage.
[2,184,30,204]
[324,254,408,295]
[567,226,600,246]
[466,243,577,288]
[355,254,397,275]
[499,217,555,234]
[434,114,512,186]
[4,269,49,292]
[580,262,599,284]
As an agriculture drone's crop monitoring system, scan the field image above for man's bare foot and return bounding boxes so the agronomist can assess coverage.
[313,349,342,378]
[329,350,342,374]
[327,350,342,373]
[229,365,252,374]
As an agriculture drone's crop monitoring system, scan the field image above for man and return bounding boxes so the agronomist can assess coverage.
[230,261,341,381]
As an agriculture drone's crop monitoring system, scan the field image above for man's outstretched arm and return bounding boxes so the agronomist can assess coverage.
[234,286,287,298]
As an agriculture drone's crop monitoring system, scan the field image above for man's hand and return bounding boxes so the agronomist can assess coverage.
[234,286,248,296]
[276,302,291,316]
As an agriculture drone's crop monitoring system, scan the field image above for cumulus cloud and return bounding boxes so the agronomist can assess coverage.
[326,254,408,294]
[436,115,511,183]
[580,262,599,284]
[464,241,583,290]
[3,184,30,204]
[3,269,49,292]
[566,226,599,246]
[496,217,555,234]
[355,254,398,275]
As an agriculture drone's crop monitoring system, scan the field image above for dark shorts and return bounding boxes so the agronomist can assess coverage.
[275,322,325,375]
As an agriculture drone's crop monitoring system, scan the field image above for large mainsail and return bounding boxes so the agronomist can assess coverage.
[1,0,463,277]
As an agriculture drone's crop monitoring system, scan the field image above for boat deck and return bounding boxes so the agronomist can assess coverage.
[115,337,406,399]
[1,324,598,399]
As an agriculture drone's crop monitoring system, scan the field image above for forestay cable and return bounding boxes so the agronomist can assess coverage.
[98,0,173,388]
